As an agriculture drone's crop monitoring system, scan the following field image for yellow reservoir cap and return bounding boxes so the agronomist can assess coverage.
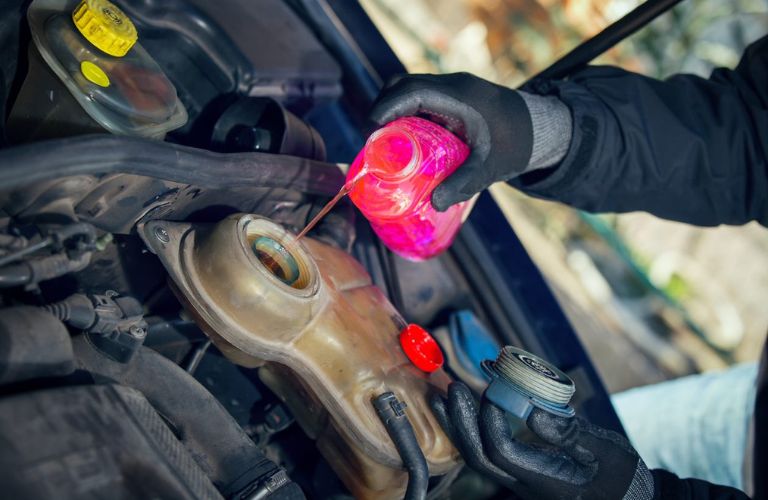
[80,61,110,87]
[72,0,137,57]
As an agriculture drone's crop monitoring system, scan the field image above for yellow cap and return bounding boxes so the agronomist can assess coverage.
[72,0,137,57]
[80,61,110,87]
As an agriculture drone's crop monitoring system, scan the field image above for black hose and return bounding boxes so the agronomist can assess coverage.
[42,293,95,329]
[72,335,286,496]
[0,238,51,268]
[527,0,685,83]
[0,264,31,287]
[53,222,97,248]
[0,134,344,197]
[373,392,429,500]
[0,252,91,288]
[0,306,75,384]
[0,223,97,287]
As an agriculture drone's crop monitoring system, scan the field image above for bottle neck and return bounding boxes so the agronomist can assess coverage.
[364,127,420,181]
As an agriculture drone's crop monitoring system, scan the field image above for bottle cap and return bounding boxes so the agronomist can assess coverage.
[72,0,138,57]
[482,346,575,419]
[400,324,443,373]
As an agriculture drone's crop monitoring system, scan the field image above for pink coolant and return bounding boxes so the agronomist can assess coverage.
[346,116,470,261]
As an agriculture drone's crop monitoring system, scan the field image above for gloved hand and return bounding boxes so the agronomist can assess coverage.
[369,73,572,211]
[431,382,655,500]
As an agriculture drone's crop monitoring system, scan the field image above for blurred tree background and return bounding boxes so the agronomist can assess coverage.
[362,0,768,391]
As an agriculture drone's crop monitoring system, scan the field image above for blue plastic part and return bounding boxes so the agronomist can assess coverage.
[485,377,535,420]
[482,361,575,419]
[449,310,500,381]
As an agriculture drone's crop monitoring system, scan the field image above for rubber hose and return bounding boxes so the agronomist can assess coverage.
[71,335,291,497]
[54,222,97,246]
[0,264,31,287]
[0,134,344,196]
[42,293,95,329]
[0,306,75,384]
[373,392,429,500]
[0,135,354,249]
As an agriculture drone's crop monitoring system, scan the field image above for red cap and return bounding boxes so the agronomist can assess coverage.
[399,324,444,373]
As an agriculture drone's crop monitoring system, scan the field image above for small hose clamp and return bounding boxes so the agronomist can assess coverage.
[482,346,576,420]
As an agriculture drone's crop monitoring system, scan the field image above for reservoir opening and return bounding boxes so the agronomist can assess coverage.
[244,224,314,290]
[252,236,300,287]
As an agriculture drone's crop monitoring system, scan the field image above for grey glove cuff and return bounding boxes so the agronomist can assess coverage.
[623,459,655,500]
[519,91,573,172]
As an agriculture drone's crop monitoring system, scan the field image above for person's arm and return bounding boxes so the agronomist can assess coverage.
[370,36,768,226]
[514,34,768,226]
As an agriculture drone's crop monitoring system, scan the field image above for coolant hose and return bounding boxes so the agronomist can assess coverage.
[373,392,429,500]
[0,252,92,288]
[0,222,95,268]
[71,335,300,498]
[0,134,343,196]
[0,264,32,287]
[0,306,75,384]
[0,134,354,250]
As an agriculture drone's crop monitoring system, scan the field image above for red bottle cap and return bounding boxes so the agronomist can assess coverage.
[399,324,444,373]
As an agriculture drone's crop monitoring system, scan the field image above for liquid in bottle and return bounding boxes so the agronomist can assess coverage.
[346,116,470,260]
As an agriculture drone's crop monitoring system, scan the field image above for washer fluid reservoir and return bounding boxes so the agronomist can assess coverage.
[143,215,458,500]
[8,0,187,142]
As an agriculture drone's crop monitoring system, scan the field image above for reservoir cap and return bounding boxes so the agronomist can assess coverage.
[72,0,137,57]
[400,324,443,373]
[482,346,575,419]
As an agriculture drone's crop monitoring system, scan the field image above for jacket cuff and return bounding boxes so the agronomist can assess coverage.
[650,468,751,499]
[518,91,573,171]
[510,79,610,201]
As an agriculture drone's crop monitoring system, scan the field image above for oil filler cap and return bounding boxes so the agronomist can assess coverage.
[482,346,575,419]
[400,324,443,373]
[72,0,138,57]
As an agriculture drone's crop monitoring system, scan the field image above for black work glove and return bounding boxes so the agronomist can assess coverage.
[369,73,534,211]
[431,382,655,500]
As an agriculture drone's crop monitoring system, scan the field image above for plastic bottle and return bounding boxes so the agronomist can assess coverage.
[346,116,470,260]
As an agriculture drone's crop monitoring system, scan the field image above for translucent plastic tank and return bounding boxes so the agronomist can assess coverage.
[143,215,459,499]
[346,116,470,261]
[10,0,187,141]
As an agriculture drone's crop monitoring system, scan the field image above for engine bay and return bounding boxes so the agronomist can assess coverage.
[0,0,623,498]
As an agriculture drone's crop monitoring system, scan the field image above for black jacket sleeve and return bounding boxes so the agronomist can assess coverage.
[513,35,768,227]
[653,470,750,499]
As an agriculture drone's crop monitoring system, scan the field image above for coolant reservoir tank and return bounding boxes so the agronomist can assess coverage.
[8,0,187,141]
[143,215,458,499]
